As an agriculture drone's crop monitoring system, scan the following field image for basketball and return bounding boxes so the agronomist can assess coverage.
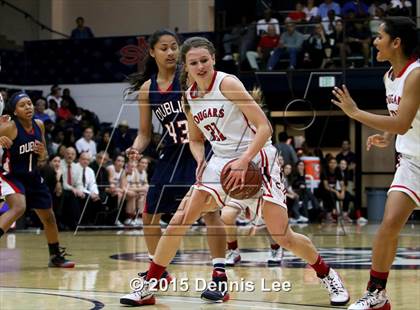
[220,159,262,200]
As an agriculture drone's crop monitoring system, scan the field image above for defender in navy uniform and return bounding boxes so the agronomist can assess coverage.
[123,29,226,291]
[0,92,74,268]
[146,67,196,215]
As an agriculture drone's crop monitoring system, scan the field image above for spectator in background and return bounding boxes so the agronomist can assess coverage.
[313,147,327,175]
[339,158,367,225]
[368,1,387,16]
[39,155,62,218]
[322,9,342,36]
[56,98,74,121]
[34,98,51,123]
[75,127,97,159]
[327,19,348,67]
[338,159,356,223]
[297,141,313,157]
[90,151,111,205]
[284,164,309,224]
[61,147,85,230]
[107,154,126,226]
[388,0,413,16]
[369,6,385,37]
[275,131,298,166]
[113,120,134,154]
[56,144,67,159]
[44,100,57,122]
[77,152,101,225]
[70,17,94,39]
[246,24,280,70]
[62,88,78,115]
[122,159,149,226]
[303,0,319,22]
[51,131,64,155]
[288,2,306,23]
[342,0,369,17]
[40,155,64,228]
[90,151,111,173]
[267,21,304,70]
[47,84,62,108]
[256,9,280,36]
[302,23,331,68]
[222,17,249,61]
[238,20,259,66]
[97,130,116,159]
[43,119,55,155]
[321,157,345,223]
[318,0,341,19]
[293,160,322,222]
[346,10,372,67]
[73,107,83,123]
[336,139,356,181]
[63,127,76,148]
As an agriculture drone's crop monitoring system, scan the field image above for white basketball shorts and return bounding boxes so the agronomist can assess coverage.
[194,145,287,219]
[388,154,420,207]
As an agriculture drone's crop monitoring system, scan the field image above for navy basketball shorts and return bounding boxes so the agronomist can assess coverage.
[145,146,197,215]
[1,172,52,209]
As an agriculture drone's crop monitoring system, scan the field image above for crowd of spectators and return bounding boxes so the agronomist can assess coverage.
[222,0,415,70]
[273,132,367,225]
[0,85,370,229]
[0,86,158,230]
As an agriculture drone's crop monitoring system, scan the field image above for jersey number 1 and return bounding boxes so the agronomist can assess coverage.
[29,153,33,172]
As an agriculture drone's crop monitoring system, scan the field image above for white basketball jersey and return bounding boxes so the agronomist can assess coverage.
[109,165,123,186]
[384,59,420,157]
[186,71,271,158]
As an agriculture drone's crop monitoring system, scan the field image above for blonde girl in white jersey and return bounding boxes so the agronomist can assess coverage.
[120,36,349,307]
[332,17,419,310]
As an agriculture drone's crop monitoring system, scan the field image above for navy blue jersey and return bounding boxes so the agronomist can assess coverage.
[3,119,42,175]
[149,69,189,149]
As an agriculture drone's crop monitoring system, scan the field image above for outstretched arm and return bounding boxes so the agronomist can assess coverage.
[332,69,420,134]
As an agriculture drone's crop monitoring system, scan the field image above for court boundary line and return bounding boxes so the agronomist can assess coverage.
[0,286,347,309]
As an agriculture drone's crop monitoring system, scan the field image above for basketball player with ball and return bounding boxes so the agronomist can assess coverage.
[120,36,349,306]
[123,29,229,303]
[221,88,283,267]
[332,17,419,310]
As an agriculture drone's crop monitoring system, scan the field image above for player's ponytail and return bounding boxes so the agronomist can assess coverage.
[179,68,191,113]
[249,87,263,107]
[126,29,178,93]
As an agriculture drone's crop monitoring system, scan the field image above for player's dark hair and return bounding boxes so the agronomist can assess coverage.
[7,91,31,119]
[126,29,178,93]
[383,17,419,58]
[114,153,125,162]
[278,131,289,143]
[179,37,216,113]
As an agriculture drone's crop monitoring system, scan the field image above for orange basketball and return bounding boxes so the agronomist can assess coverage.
[220,159,262,200]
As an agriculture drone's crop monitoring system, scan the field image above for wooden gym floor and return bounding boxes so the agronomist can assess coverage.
[0,223,419,309]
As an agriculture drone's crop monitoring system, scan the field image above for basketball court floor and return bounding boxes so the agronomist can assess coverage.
[0,223,419,309]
